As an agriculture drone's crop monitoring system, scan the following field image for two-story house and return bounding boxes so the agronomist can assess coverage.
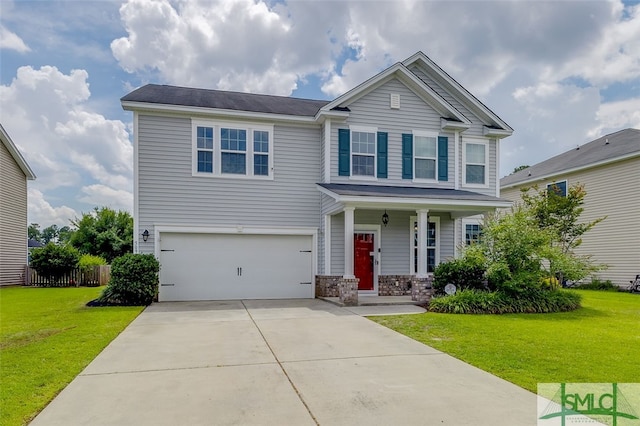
[121,52,512,302]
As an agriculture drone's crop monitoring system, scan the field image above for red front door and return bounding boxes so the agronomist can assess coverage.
[354,233,374,291]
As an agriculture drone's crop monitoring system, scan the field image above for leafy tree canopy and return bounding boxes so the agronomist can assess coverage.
[511,165,530,174]
[69,207,133,263]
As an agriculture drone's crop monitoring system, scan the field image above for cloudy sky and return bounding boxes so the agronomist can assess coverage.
[2,0,639,227]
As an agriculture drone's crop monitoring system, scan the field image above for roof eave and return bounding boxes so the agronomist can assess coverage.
[500,151,640,189]
[483,126,513,138]
[0,124,36,180]
[441,118,471,131]
[403,51,513,133]
[121,101,319,124]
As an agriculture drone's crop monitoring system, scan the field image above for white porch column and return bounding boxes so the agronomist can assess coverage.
[416,209,429,278]
[343,206,355,278]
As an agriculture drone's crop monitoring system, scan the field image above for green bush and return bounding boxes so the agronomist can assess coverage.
[429,289,581,314]
[98,253,159,306]
[577,278,618,291]
[30,243,80,285]
[433,257,487,294]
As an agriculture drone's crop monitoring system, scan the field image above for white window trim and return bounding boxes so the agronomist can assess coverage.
[409,216,440,275]
[412,130,439,183]
[192,119,274,180]
[349,125,377,181]
[546,179,568,197]
[462,218,483,246]
[462,137,490,188]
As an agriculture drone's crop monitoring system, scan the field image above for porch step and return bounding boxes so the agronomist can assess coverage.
[318,296,423,307]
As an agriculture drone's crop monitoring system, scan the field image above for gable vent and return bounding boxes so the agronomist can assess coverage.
[390,93,400,109]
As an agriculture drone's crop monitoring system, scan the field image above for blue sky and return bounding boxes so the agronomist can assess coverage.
[1,0,639,226]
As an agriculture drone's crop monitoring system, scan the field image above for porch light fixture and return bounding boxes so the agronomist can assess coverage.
[141,229,150,242]
[382,210,389,227]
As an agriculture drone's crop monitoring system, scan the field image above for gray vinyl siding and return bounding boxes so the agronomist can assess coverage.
[500,157,640,287]
[137,115,322,254]
[330,78,455,187]
[0,142,28,286]
[331,212,344,274]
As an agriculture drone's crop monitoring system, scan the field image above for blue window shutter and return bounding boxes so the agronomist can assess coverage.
[338,129,350,176]
[402,133,413,179]
[438,136,448,181]
[377,132,388,178]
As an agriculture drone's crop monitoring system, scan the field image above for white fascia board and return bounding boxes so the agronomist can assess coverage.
[319,63,469,124]
[403,52,513,132]
[121,101,318,125]
[441,118,471,131]
[315,110,350,123]
[483,126,513,138]
[501,151,640,190]
[338,195,512,209]
[0,124,36,180]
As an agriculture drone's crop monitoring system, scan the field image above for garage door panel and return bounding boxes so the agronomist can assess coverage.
[159,233,313,301]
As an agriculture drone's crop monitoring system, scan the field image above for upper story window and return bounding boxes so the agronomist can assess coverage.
[192,120,273,179]
[338,127,387,179]
[463,139,489,187]
[351,130,376,177]
[402,132,448,182]
[547,180,567,197]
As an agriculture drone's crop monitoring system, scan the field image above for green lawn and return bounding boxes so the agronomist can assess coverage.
[0,286,144,426]
[372,290,640,392]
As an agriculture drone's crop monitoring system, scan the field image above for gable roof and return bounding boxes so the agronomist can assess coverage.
[121,84,330,117]
[318,62,471,125]
[501,128,640,188]
[403,52,513,134]
[0,123,36,180]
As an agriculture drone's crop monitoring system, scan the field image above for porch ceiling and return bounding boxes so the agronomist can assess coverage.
[317,183,512,217]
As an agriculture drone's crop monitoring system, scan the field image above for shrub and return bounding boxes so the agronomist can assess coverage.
[30,243,80,285]
[433,257,486,294]
[577,278,618,291]
[78,254,108,286]
[429,289,581,314]
[98,253,159,306]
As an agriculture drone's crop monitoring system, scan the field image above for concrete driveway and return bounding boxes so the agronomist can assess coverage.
[31,299,536,425]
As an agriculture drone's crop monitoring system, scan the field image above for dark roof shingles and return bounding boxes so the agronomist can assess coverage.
[318,183,508,202]
[501,129,640,187]
[121,84,330,117]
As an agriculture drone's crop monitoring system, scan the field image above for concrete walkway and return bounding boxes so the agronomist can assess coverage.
[31,299,536,425]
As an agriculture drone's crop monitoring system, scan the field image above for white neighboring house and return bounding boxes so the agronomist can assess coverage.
[121,51,514,302]
[1,124,36,286]
[500,129,640,287]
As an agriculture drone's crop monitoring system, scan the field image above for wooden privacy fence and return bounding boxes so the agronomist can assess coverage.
[24,265,111,287]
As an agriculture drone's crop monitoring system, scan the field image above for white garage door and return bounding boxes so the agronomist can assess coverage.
[158,232,314,301]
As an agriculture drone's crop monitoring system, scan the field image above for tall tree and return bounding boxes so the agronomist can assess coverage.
[69,207,133,262]
[28,223,41,242]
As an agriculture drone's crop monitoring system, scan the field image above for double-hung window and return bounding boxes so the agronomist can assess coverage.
[192,120,273,178]
[414,132,437,180]
[547,180,567,197]
[463,139,489,186]
[464,223,482,245]
[351,129,376,177]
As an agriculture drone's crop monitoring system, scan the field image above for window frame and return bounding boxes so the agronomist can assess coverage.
[462,219,483,246]
[462,138,490,188]
[192,120,274,180]
[546,180,568,197]
[349,125,377,180]
[412,130,439,182]
[409,216,440,275]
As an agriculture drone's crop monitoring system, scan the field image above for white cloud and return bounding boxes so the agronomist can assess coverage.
[0,24,30,52]
[0,65,133,225]
[28,188,78,227]
[78,184,133,212]
[590,98,640,139]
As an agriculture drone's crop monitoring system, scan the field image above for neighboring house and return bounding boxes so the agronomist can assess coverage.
[500,129,640,287]
[0,124,36,286]
[121,51,513,302]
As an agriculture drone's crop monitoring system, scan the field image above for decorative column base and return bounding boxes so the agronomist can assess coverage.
[339,277,359,306]
[411,276,433,304]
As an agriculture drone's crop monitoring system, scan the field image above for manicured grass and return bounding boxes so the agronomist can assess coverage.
[372,290,640,392]
[0,286,144,426]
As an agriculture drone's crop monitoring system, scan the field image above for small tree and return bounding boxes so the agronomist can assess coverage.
[30,243,80,284]
[70,207,133,262]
